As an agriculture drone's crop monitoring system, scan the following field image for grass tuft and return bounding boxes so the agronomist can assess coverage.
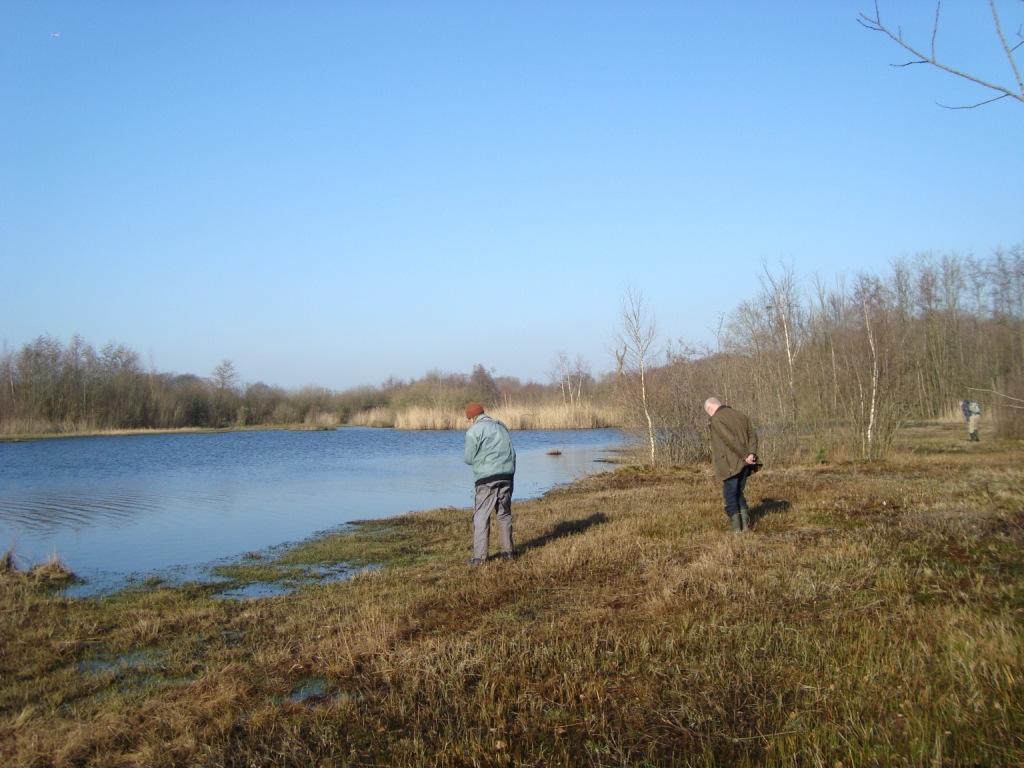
[28,553,77,583]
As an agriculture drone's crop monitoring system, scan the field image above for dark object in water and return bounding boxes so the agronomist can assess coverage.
[547,449,562,456]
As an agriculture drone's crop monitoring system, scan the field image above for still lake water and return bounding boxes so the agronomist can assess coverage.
[0,427,623,590]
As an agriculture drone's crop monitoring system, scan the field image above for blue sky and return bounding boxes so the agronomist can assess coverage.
[3,2,1022,389]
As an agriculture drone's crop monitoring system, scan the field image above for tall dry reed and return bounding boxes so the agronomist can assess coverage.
[390,403,622,430]
[346,407,396,428]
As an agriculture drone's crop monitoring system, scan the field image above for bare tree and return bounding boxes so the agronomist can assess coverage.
[550,351,593,409]
[761,261,802,422]
[211,359,242,427]
[617,289,658,464]
[211,360,240,393]
[550,351,572,407]
[859,1,1024,109]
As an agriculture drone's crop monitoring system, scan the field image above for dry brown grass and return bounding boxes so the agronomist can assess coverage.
[1,423,1022,767]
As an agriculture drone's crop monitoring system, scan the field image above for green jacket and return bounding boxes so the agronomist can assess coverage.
[709,405,759,481]
[464,414,516,485]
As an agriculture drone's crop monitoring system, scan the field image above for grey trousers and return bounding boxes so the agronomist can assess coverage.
[473,479,514,560]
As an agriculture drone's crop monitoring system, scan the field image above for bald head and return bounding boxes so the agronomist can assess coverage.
[703,397,722,417]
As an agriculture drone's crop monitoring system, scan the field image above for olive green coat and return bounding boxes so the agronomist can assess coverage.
[709,405,759,481]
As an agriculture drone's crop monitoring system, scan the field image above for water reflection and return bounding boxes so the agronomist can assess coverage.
[0,490,163,530]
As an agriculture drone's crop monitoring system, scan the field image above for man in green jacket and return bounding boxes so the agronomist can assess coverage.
[704,397,759,532]
[464,402,516,564]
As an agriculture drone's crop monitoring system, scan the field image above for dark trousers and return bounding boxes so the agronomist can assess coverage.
[722,465,753,517]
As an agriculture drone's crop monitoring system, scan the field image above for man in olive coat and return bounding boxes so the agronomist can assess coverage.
[704,397,759,532]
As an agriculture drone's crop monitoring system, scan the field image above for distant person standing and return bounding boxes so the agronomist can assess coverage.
[464,403,516,564]
[704,397,760,532]
[961,399,982,442]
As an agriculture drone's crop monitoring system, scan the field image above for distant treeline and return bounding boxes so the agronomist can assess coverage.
[614,245,1024,462]
[0,339,611,434]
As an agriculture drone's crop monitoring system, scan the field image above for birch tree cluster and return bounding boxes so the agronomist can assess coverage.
[617,245,1024,463]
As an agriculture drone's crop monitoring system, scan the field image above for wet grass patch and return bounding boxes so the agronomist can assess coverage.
[282,516,459,569]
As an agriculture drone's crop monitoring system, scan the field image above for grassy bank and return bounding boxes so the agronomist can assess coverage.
[2,423,1022,766]
[348,403,622,430]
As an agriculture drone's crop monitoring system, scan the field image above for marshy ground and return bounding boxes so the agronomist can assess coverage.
[2,423,1022,766]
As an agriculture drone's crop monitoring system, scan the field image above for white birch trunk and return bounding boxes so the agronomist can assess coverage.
[640,362,655,464]
[863,302,879,459]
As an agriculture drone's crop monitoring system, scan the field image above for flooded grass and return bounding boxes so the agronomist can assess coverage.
[56,533,380,601]
[209,540,383,600]
[1,423,1022,766]
[214,581,297,600]
[76,648,166,676]
[287,677,331,704]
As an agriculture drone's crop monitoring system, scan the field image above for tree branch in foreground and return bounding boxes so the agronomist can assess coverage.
[859,0,1024,108]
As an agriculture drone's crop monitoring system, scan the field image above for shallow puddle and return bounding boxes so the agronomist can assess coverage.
[62,562,233,599]
[288,677,330,703]
[305,562,382,583]
[214,581,295,600]
[213,562,381,601]
[77,649,164,675]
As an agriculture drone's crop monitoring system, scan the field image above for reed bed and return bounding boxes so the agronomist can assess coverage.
[394,406,461,430]
[379,403,622,431]
[304,411,341,428]
[2,423,1021,767]
[0,417,82,436]
[346,406,397,428]
[489,403,621,430]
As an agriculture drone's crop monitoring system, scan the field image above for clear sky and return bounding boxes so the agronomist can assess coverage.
[3,2,1022,389]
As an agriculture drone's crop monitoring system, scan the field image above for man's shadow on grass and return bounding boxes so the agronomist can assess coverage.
[750,498,791,526]
[519,512,609,553]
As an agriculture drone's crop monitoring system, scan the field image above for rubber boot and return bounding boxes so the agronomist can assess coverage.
[739,510,751,531]
[729,513,743,532]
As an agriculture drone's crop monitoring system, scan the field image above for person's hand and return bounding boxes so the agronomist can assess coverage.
[744,453,757,465]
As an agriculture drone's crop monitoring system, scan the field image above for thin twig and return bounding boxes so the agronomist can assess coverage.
[938,93,1010,109]
[731,729,804,742]
[967,387,1024,403]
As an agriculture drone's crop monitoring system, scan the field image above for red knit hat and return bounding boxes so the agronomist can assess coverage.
[465,402,485,419]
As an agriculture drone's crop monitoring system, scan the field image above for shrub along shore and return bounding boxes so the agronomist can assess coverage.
[2,422,1022,767]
